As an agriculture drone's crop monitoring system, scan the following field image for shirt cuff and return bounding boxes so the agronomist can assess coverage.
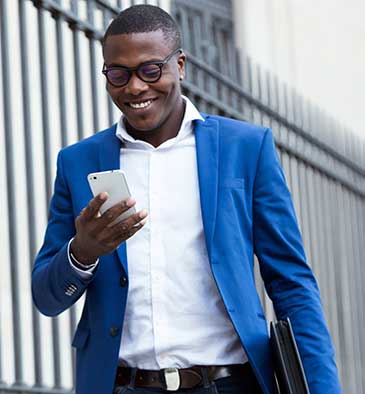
[67,238,98,279]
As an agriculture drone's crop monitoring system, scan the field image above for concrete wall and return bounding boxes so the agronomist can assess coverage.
[233,0,365,139]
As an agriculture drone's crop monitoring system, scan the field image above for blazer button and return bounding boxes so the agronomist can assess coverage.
[120,276,128,287]
[110,326,119,337]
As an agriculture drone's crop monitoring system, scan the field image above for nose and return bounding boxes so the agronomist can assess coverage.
[124,72,149,95]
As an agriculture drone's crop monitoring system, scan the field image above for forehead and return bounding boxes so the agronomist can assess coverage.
[103,30,173,67]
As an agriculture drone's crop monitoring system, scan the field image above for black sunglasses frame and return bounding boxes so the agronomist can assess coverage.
[102,47,183,87]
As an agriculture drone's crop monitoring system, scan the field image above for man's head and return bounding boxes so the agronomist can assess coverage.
[102,5,185,140]
[102,5,181,52]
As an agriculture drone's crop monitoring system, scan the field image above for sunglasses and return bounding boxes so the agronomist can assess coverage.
[102,47,182,87]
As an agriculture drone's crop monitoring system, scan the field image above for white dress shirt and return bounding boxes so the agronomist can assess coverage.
[115,96,247,369]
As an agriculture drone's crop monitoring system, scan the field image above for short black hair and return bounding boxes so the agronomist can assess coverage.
[102,5,181,50]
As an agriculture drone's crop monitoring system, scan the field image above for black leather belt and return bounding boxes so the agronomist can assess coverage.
[115,363,249,391]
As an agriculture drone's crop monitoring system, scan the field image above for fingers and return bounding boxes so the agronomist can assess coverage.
[97,197,136,227]
[109,210,148,242]
[82,192,108,220]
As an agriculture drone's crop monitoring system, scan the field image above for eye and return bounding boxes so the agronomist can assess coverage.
[139,64,161,81]
[107,69,129,85]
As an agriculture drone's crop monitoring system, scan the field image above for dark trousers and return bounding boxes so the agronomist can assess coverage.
[114,365,263,394]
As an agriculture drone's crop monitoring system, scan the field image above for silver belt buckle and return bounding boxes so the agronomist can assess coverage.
[164,368,180,391]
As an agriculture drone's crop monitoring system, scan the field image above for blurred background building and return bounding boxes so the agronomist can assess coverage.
[0,0,364,393]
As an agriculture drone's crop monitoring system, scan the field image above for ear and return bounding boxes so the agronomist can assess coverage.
[177,51,186,81]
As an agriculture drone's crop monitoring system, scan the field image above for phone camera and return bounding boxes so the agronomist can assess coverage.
[93,176,97,179]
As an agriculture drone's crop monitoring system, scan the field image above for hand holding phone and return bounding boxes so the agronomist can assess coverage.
[88,170,136,225]
[70,170,148,265]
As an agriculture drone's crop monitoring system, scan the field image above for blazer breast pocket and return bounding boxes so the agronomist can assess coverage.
[219,178,245,189]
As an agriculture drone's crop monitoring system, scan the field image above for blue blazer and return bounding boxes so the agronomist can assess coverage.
[32,114,341,394]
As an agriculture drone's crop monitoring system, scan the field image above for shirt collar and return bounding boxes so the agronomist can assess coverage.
[115,95,204,145]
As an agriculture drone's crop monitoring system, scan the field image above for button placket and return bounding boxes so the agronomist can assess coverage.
[149,151,169,367]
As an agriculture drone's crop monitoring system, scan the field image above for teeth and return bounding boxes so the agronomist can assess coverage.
[129,100,152,109]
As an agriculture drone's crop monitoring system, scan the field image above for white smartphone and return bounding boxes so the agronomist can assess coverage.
[87,170,136,225]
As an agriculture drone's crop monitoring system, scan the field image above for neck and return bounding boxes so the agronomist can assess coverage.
[125,97,186,148]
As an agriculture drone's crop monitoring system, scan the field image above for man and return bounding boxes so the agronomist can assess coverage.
[32,5,341,394]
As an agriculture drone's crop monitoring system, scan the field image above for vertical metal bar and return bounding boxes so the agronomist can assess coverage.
[87,0,100,132]
[192,12,203,90]
[353,194,365,392]
[37,5,62,388]
[202,11,218,103]
[71,25,85,140]
[320,176,341,366]
[234,49,244,115]
[313,171,327,304]
[331,181,348,387]
[70,0,85,140]
[357,195,365,394]
[180,11,193,86]
[37,6,52,200]
[344,190,362,390]
[356,196,365,393]
[70,0,81,330]
[55,8,79,388]
[288,156,302,228]
[102,9,116,126]
[327,179,343,378]
[314,172,331,310]
[241,55,252,122]
[18,0,42,386]
[267,72,279,138]
[218,26,230,108]
[252,63,262,125]
[56,15,68,148]
[279,83,291,146]
[187,12,197,58]
[318,174,338,353]
[0,0,23,384]
[297,161,313,265]
[217,23,229,77]
[294,94,304,131]
[335,185,356,393]
[305,167,319,274]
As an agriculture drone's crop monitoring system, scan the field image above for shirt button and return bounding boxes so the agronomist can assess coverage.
[120,276,128,287]
[110,326,119,337]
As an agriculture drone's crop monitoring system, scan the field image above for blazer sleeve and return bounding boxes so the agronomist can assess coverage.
[252,128,341,393]
[32,151,95,317]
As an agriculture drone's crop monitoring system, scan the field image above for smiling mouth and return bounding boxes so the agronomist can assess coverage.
[127,99,155,109]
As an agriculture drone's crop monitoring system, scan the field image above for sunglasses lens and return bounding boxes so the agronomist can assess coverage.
[139,64,161,82]
[107,69,130,86]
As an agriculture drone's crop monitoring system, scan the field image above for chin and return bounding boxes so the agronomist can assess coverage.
[128,122,157,132]
[127,117,162,133]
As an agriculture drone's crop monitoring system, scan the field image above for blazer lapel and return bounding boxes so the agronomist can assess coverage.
[195,116,219,258]
[98,125,128,275]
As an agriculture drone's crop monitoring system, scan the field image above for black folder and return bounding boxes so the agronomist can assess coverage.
[270,318,310,394]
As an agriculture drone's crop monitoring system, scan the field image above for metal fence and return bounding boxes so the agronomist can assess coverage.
[0,0,364,393]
